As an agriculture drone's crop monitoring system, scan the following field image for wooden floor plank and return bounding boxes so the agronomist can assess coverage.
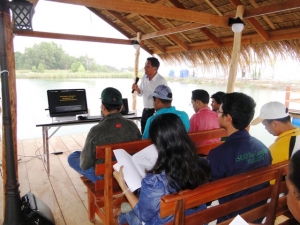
[1,134,104,225]
[49,136,96,224]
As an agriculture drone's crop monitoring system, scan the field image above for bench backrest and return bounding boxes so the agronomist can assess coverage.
[94,128,226,224]
[160,160,289,225]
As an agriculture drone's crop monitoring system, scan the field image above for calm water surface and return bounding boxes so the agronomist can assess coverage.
[14,78,287,147]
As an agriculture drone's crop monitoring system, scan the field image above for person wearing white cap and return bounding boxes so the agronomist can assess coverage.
[142,84,190,139]
[251,101,300,164]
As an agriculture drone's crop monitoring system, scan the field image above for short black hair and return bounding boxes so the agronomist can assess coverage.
[288,150,300,199]
[102,102,122,112]
[221,92,256,130]
[147,57,160,69]
[211,91,225,104]
[191,89,209,104]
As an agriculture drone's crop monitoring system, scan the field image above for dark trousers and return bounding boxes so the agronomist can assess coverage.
[141,108,155,134]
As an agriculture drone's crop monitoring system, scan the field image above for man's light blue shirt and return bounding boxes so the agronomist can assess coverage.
[142,106,190,139]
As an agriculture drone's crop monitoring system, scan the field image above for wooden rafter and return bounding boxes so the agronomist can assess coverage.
[152,26,300,54]
[244,0,300,19]
[146,16,189,51]
[106,10,165,53]
[199,27,221,46]
[163,20,192,43]
[230,0,269,41]
[13,30,133,44]
[167,0,222,49]
[137,15,174,45]
[204,0,222,16]
[248,0,276,30]
[46,0,230,27]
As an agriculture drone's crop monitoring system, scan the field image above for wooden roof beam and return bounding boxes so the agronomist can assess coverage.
[13,30,134,45]
[199,27,221,47]
[46,0,230,27]
[204,0,223,16]
[169,0,222,48]
[146,16,189,51]
[230,0,269,41]
[152,26,300,54]
[106,10,165,53]
[244,0,300,19]
[248,0,276,30]
[141,23,206,40]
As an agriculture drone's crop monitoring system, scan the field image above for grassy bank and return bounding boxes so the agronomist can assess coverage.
[16,70,299,91]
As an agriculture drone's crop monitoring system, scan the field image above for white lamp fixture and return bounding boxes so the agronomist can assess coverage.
[132,40,140,49]
[228,17,245,33]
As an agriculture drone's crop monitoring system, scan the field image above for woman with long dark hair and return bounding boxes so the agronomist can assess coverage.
[113,113,211,225]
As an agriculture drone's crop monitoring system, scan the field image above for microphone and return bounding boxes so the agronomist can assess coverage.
[131,77,140,93]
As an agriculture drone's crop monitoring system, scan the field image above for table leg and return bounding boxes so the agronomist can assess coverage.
[42,126,50,175]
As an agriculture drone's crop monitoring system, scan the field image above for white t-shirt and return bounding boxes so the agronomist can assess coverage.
[137,73,167,108]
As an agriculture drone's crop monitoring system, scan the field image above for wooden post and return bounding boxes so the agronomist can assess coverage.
[1,0,21,222]
[226,5,245,93]
[285,86,290,108]
[132,32,141,110]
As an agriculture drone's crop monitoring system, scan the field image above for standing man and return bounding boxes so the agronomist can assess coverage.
[207,92,272,223]
[68,87,141,183]
[210,91,225,112]
[142,85,190,139]
[251,101,300,164]
[132,57,167,134]
[189,89,219,145]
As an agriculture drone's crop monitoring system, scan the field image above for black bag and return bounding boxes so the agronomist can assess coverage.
[21,192,55,225]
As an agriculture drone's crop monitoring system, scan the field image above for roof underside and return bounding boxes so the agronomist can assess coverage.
[30,0,300,72]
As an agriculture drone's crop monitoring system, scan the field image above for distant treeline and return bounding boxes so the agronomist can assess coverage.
[15,41,143,73]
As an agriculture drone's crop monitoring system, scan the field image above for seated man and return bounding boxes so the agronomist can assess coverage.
[207,92,272,223]
[142,85,189,139]
[251,101,300,164]
[68,87,141,183]
[189,89,220,145]
[210,91,225,112]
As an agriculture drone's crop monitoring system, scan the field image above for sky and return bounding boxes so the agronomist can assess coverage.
[13,0,153,70]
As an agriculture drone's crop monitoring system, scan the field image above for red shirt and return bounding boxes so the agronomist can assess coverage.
[189,106,220,145]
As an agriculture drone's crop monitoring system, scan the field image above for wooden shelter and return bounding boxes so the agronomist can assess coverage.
[1,0,300,223]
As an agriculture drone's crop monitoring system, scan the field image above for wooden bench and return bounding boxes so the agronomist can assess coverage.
[160,160,296,225]
[81,128,227,224]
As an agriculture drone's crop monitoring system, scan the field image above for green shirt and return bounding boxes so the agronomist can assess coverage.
[80,113,141,169]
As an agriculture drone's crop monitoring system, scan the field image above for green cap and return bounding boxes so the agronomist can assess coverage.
[101,87,122,105]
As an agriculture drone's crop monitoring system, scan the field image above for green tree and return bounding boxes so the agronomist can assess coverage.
[78,64,85,72]
[38,63,45,73]
[32,66,38,72]
[71,62,83,72]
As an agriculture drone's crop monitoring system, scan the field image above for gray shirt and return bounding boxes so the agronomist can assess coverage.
[80,112,141,169]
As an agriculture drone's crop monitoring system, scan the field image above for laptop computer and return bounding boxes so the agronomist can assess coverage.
[121,98,135,115]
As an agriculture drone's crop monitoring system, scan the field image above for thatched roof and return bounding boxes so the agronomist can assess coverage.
[22,0,300,72]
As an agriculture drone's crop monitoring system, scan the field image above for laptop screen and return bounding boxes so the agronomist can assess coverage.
[121,98,129,115]
[47,89,88,117]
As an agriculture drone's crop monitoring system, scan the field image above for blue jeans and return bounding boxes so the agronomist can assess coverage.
[68,151,103,183]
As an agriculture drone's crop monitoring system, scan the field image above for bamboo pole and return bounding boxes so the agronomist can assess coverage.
[226,5,245,93]
[132,32,141,110]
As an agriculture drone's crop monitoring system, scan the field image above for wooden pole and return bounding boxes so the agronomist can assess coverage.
[226,5,245,93]
[132,32,141,110]
[1,0,21,223]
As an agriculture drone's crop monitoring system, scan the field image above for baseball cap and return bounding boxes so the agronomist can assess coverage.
[148,85,173,100]
[251,101,289,125]
[101,87,122,105]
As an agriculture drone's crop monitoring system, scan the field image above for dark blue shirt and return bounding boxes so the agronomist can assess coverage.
[207,129,272,222]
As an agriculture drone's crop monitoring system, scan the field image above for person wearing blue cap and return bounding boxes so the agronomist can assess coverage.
[142,84,190,139]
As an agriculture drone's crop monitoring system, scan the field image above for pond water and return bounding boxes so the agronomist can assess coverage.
[13,78,287,147]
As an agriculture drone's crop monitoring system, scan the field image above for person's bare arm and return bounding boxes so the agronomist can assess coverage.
[113,166,139,209]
